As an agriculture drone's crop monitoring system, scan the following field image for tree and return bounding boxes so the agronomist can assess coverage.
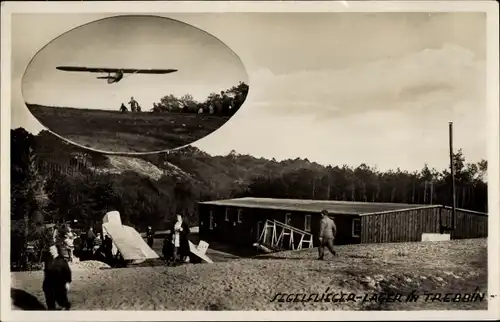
[179,94,198,113]
[160,94,181,112]
[227,81,250,113]
[11,129,49,270]
[477,159,487,182]
[153,81,249,116]
[11,126,489,271]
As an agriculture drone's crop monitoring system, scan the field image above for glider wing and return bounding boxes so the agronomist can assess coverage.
[56,66,178,74]
[56,66,117,73]
[121,68,178,74]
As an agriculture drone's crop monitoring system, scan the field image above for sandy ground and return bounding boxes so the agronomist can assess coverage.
[146,229,245,263]
[11,238,488,311]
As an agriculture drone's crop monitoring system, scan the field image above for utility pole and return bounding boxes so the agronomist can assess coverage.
[430,182,434,205]
[449,122,456,232]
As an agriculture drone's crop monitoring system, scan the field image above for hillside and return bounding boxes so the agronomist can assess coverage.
[90,155,191,181]
[11,238,488,310]
[10,127,488,239]
[26,104,231,153]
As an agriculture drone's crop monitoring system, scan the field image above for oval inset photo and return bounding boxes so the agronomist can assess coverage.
[22,15,249,154]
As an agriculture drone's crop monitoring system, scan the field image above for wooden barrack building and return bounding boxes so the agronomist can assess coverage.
[198,197,488,250]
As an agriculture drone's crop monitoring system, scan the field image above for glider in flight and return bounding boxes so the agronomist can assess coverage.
[56,66,178,84]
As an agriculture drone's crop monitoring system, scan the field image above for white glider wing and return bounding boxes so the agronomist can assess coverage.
[102,211,159,262]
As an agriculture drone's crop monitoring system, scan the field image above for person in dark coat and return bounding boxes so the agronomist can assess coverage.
[86,227,96,255]
[162,234,173,263]
[103,235,113,264]
[169,214,190,264]
[43,245,72,310]
[146,226,154,248]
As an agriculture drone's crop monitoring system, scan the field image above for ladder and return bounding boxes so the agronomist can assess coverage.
[256,219,314,252]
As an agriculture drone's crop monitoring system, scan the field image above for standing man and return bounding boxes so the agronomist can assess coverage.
[146,226,154,248]
[93,233,103,256]
[318,210,337,259]
[43,245,72,310]
[86,227,96,256]
[221,91,231,115]
[103,236,113,257]
[129,97,139,112]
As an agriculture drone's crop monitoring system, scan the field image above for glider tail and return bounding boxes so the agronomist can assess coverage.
[196,241,209,255]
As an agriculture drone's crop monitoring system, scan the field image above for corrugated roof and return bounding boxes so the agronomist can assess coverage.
[199,197,434,216]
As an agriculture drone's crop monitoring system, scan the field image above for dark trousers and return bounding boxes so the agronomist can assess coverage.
[318,238,336,259]
[63,248,73,262]
[43,284,71,310]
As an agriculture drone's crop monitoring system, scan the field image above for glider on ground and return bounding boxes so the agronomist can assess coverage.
[56,66,178,84]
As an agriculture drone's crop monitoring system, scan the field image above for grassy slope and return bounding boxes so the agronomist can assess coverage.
[11,238,487,311]
[27,104,230,153]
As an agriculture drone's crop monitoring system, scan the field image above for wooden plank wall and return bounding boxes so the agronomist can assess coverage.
[440,208,488,239]
[200,203,488,246]
[360,206,488,243]
[199,204,363,249]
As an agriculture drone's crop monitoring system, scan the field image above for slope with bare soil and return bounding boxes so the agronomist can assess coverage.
[89,155,192,181]
[10,238,487,311]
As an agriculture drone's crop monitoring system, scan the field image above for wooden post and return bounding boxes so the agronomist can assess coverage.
[449,122,456,232]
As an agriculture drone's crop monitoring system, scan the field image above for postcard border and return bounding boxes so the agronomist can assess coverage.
[1,1,499,321]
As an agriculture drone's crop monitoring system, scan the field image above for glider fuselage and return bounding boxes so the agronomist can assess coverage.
[96,70,124,84]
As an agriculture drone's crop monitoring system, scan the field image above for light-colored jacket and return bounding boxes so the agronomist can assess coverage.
[319,217,337,239]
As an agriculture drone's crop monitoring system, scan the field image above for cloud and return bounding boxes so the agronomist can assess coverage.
[247,44,485,120]
[10,13,487,172]
[195,43,486,171]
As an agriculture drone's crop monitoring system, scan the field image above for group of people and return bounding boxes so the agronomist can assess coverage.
[51,215,194,267]
[38,211,336,310]
[119,97,141,112]
[42,222,123,266]
[42,223,77,264]
[77,227,126,267]
[40,224,123,311]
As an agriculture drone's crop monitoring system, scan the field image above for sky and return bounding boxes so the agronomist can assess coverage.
[11,12,488,172]
[21,15,247,110]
